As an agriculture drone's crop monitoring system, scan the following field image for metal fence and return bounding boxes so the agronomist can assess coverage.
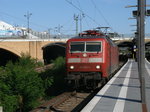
[0,31,150,39]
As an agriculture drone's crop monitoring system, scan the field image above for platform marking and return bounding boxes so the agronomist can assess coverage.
[81,60,130,112]
[113,62,132,112]
[145,64,150,77]
[145,59,150,77]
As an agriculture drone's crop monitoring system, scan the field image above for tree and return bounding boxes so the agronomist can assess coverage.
[0,55,46,112]
[0,71,19,112]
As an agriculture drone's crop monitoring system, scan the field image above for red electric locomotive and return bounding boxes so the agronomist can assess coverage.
[66,30,119,89]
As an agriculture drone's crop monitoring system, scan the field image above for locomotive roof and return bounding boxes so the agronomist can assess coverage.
[72,35,107,39]
[69,35,117,47]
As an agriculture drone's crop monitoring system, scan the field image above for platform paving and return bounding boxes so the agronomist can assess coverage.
[81,59,150,112]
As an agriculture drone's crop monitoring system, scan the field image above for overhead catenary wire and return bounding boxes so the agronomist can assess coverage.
[0,11,79,34]
[0,11,52,31]
[90,0,117,33]
[76,0,94,32]
[65,0,102,28]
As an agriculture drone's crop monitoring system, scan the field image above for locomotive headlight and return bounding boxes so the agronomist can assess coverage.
[96,65,100,69]
[70,65,74,69]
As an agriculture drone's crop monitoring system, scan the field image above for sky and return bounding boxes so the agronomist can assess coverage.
[0,0,150,35]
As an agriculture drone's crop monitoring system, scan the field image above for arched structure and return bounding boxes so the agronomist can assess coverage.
[1,38,150,66]
[0,48,20,66]
[0,39,67,65]
[145,42,150,60]
[0,44,21,57]
[42,42,66,64]
[117,41,134,59]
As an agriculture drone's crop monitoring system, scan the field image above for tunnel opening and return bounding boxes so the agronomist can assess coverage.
[117,41,134,61]
[145,42,150,61]
[43,43,66,64]
[0,48,20,66]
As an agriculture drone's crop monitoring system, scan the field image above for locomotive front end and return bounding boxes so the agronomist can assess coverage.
[66,39,104,88]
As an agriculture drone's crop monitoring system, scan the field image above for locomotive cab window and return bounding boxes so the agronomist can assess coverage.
[86,42,101,52]
[70,42,84,52]
[70,41,101,53]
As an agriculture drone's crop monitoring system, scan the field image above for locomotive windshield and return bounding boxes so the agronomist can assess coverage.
[70,42,84,52]
[70,42,101,53]
[86,42,101,52]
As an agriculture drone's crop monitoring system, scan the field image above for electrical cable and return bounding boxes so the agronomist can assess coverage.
[0,11,51,31]
[65,0,102,27]
[90,0,117,33]
[76,0,89,32]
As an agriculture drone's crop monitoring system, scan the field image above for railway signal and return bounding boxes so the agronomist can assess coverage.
[146,9,150,16]
[132,9,150,17]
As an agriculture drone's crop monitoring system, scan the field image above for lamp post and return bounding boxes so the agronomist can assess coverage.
[24,11,32,34]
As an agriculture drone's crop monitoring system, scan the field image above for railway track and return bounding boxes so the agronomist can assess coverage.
[31,91,94,112]
[35,64,53,72]
[31,61,126,112]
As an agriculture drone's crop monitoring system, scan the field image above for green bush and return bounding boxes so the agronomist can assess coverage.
[0,55,49,112]
[40,56,66,96]
[0,55,66,112]
[51,57,66,94]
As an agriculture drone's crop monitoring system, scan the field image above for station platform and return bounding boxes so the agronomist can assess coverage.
[81,59,150,112]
